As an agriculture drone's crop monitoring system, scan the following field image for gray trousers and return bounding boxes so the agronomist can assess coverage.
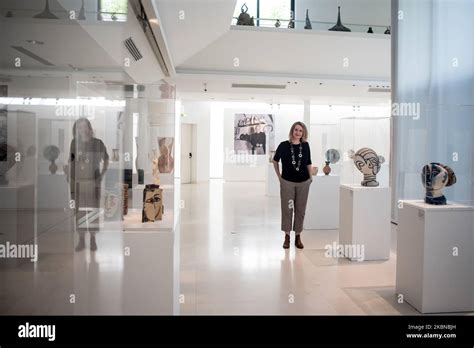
[279,178,311,234]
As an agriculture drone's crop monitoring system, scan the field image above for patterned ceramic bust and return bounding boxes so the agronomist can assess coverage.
[421,162,456,205]
[353,148,381,187]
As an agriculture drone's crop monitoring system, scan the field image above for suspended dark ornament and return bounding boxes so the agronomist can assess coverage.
[367,27,374,33]
[33,0,59,19]
[384,26,391,34]
[304,9,312,29]
[328,6,351,32]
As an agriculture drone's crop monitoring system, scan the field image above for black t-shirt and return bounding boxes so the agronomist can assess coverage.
[273,141,312,182]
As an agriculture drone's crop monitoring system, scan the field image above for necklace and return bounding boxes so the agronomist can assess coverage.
[289,141,303,171]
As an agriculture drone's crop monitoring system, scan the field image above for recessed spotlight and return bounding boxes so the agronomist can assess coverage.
[26,40,44,45]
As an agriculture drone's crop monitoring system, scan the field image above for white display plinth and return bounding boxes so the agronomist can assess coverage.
[0,184,35,246]
[122,209,178,314]
[266,163,279,197]
[132,184,174,211]
[304,175,340,230]
[339,184,391,261]
[396,200,474,313]
[38,174,69,209]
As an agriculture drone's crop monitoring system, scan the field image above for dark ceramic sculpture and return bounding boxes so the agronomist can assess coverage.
[323,161,331,175]
[367,27,374,34]
[43,145,60,174]
[304,9,312,29]
[421,163,456,205]
[288,18,295,28]
[353,148,381,187]
[236,3,255,26]
[329,6,351,32]
[275,19,281,28]
[384,26,391,35]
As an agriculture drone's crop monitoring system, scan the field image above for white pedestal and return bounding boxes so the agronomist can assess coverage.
[266,163,279,197]
[38,174,69,209]
[304,175,340,230]
[121,209,178,314]
[396,200,474,313]
[0,184,35,245]
[339,184,391,261]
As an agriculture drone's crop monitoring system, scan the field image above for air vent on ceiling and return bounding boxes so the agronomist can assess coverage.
[11,46,54,66]
[368,87,391,93]
[124,37,143,62]
[232,83,286,89]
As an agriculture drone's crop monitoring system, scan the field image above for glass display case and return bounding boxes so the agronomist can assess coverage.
[309,122,340,176]
[339,117,390,187]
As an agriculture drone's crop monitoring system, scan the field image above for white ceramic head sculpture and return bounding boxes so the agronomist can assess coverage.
[353,147,381,187]
[421,162,456,205]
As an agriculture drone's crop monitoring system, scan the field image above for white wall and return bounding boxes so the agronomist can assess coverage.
[296,0,391,30]
[180,101,210,183]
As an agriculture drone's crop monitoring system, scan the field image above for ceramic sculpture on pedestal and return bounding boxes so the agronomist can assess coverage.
[353,147,381,187]
[275,19,281,28]
[323,148,340,176]
[304,9,312,29]
[149,149,160,185]
[236,3,255,26]
[158,137,174,174]
[329,6,351,32]
[367,27,374,33]
[43,145,60,174]
[421,163,457,205]
[142,184,163,222]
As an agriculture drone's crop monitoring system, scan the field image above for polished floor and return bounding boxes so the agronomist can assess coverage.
[179,180,419,315]
[1,180,468,315]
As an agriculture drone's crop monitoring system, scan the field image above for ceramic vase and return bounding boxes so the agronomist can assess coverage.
[323,161,331,176]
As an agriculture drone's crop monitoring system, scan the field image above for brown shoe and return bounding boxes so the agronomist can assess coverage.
[283,234,290,249]
[295,235,304,249]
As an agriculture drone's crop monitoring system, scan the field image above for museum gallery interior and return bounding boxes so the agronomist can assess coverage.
[0,0,473,316]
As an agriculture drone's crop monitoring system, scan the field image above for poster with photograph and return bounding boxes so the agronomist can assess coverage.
[234,114,274,155]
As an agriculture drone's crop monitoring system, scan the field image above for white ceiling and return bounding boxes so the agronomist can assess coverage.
[155,0,237,67]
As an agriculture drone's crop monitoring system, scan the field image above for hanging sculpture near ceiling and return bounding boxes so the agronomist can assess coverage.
[236,3,255,26]
[353,147,381,187]
[329,6,351,32]
[421,162,457,205]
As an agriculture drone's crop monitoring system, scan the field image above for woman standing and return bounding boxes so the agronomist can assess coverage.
[273,121,312,249]
[68,118,109,252]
